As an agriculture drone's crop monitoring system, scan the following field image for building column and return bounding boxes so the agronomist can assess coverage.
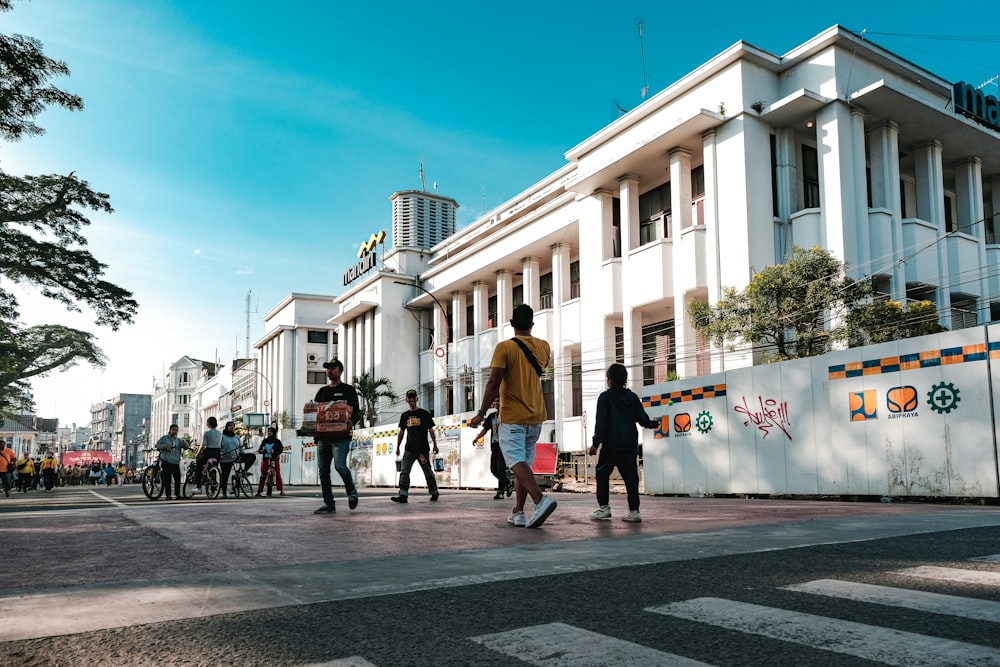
[618,175,643,392]
[954,156,987,323]
[521,256,540,312]
[669,147,692,377]
[868,121,906,303]
[342,321,354,376]
[701,129,723,373]
[914,139,950,327]
[551,243,569,449]
[578,191,614,436]
[816,102,865,272]
[472,280,487,402]
[774,127,797,256]
[496,269,512,338]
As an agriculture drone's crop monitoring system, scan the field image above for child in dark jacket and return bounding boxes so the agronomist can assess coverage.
[588,363,659,522]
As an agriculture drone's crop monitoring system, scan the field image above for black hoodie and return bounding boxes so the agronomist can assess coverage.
[592,387,658,451]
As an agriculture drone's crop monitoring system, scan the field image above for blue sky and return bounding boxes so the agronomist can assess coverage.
[4,0,1000,426]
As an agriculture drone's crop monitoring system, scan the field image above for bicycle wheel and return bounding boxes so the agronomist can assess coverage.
[205,466,221,499]
[266,468,274,497]
[181,464,197,499]
[239,471,255,498]
[142,465,163,500]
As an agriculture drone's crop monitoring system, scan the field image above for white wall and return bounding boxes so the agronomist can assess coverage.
[643,325,1000,497]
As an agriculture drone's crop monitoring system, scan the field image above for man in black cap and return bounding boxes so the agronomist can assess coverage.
[313,359,362,514]
[391,389,439,503]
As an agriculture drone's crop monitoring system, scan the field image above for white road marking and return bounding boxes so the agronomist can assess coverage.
[299,658,378,667]
[971,554,1000,562]
[782,578,1000,621]
[88,489,127,507]
[646,597,1000,666]
[471,621,714,666]
[894,565,1000,586]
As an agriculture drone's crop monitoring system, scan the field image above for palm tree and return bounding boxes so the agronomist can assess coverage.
[352,372,399,427]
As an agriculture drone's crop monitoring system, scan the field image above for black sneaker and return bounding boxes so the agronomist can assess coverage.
[390,495,407,503]
[314,505,336,514]
[349,494,359,510]
[430,493,439,502]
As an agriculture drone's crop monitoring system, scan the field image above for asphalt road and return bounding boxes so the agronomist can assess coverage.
[2,485,999,666]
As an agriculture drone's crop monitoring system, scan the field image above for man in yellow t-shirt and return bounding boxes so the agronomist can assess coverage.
[0,440,14,497]
[41,452,59,492]
[470,304,556,529]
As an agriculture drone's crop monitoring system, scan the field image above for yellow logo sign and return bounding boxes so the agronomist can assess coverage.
[357,230,386,258]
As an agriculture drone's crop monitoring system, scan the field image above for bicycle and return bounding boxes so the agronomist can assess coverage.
[229,464,255,498]
[261,457,279,497]
[141,460,163,501]
[181,458,221,499]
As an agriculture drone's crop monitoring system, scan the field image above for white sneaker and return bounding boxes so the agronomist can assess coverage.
[590,505,611,520]
[526,495,557,529]
[622,509,642,522]
[507,510,526,527]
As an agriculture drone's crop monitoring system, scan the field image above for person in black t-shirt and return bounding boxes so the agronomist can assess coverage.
[390,389,440,503]
[312,359,362,514]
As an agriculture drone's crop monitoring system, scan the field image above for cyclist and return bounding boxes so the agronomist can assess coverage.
[192,417,222,496]
[256,427,285,496]
[154,424,188,500]
[219,421,242,498]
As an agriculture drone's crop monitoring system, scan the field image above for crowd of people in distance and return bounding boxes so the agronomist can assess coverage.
[0,440,139,498]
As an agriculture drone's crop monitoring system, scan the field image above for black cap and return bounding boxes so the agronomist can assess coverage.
[322,358,343,370]
[405,389,418,399]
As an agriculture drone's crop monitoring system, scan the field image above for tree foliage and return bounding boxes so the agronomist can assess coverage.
[688,245,944,362]
[0,0,138,414]
[352,372,399,427]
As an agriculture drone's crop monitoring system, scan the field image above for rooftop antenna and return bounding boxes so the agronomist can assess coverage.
[613,98,629,117]
[419,156,427,192]
[637,19,649,100]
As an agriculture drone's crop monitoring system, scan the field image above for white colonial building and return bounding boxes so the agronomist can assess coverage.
[264,26,1000,453]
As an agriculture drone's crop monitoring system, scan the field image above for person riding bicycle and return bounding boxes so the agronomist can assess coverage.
[256,427,285,496]
[192,416,222,496]
[219,421,242,498]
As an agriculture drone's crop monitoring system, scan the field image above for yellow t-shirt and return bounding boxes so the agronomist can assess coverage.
[490,335,551,425]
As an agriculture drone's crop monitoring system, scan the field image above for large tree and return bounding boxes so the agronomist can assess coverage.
[0,0,137,412]
[688,245,943,362]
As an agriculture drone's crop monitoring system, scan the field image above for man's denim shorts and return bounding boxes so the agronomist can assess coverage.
[498,422,542,468]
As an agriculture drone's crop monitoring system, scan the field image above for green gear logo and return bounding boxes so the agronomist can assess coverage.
[695,411,714,434]
[927,382,961,414]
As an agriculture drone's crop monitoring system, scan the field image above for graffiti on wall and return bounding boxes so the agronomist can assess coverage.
[735,395,792,440]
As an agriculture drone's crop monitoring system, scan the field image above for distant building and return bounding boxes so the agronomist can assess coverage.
[112,393,151,467]
[149,357,221,445]
[57,423,91,450]
[88,401,115,453]
[390,190,458,249]
[0,415,52,456]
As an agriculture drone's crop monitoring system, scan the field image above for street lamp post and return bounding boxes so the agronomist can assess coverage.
[234,364,276,428]
[393,279,450,345]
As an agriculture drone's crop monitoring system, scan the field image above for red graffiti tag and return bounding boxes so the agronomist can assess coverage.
[734,395,792,440]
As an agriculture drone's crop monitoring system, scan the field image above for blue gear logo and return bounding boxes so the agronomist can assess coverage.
[695,411,714,434]
[927,382,960,414]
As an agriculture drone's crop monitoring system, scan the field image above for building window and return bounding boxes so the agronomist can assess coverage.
[612,197,622,258]
[642,320,675,386]
[487,295,498,328]
[181,371,190,384]
[944,195,956,232]
[179,394,188,405]
[569,261,580,299]
[802,145,820,208]
[639,182,670,244]
[691,166,705,226]
[183,413,190,428]
[951,296,977,329]
[539,272,553,310]
[307,330,329,344]
[465,304,474,337]
[615,327,624,364]
[512,284,523,307]
[571,362,582,416]
[171,413,178,426]
[770,134,779,217]
[307,371,326,384]
[542,377,554,421]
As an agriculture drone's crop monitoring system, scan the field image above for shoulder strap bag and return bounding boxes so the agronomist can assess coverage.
[510,338,544,377]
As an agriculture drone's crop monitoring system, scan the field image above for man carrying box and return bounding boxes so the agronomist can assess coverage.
[313,359,362,514]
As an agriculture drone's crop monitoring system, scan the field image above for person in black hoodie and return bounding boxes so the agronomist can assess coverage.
[588,363,658,523]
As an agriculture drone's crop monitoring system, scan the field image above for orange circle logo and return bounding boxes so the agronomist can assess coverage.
[674,413,691,432]
[887,386,918,413]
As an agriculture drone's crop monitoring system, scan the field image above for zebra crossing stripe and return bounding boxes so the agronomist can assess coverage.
[970,554,1000,562]
[298,658,378,667]
[470,621,714,666]
[782,579,1000,622]
[894,566,1000,586]
[646,598,1000,666]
